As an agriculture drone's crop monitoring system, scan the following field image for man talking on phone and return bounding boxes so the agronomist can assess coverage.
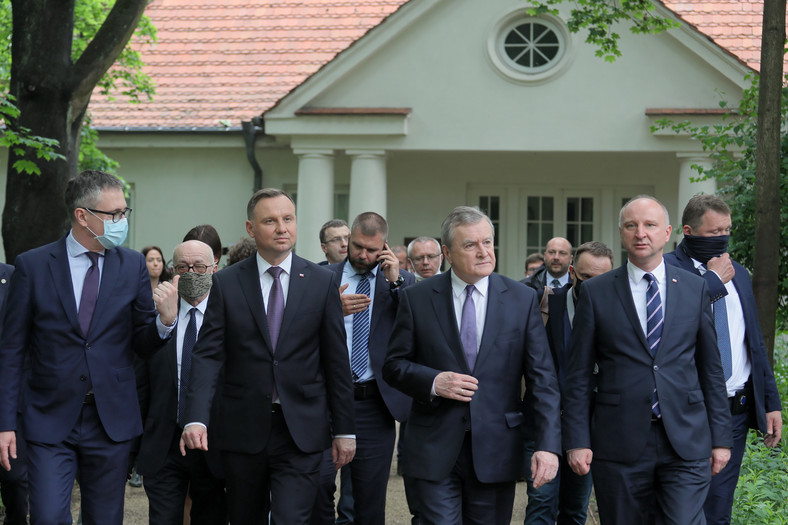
[326,212,414,524]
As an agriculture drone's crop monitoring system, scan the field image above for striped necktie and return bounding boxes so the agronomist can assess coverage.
[644,273,663,418]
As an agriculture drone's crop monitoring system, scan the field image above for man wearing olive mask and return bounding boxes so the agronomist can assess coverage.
[665,194,782,525]
[136,240,228,525]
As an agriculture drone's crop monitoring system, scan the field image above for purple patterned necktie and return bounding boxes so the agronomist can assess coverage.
[460,284,478,371]
[267,266,284,350]
[78,252,100,336]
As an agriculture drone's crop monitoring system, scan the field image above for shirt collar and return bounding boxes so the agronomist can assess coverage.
[179,295,209,320]
[342,259,379,279]
[256,251,292,277]
[66,230,105,258]
[450,270,489,299]
[627,259,666,285]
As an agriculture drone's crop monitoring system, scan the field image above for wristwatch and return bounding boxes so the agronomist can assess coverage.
[387,275,404,289]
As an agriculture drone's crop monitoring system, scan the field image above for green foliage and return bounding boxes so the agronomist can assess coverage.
[0,0,157,175]
[0,94,65,175]
[731,335,788,524]
[652,74,788,328]
[525,0,679,62]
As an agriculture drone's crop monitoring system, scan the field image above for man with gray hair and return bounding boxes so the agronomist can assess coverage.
[0,170,179,524]
[385,206,561,524]
[407,236,442,281]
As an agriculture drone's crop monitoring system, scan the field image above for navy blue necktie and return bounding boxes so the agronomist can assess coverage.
[178,308,198,426]
[351,272,372,381]
[78,252,100,336]
[712,296,733,381]
[644,273,663,418]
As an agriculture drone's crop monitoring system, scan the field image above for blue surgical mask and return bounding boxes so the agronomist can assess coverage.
[86,213,128,249]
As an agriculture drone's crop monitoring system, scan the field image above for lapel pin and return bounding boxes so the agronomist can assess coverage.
[672,278,677,283]
[1,279,5,284]
[299,273,305,277]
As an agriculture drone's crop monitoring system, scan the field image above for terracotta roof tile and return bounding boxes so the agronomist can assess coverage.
[89,0,772,130]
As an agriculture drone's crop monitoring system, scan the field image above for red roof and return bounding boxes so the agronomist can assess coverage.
[661,0,765,70]
[89,0,769,130]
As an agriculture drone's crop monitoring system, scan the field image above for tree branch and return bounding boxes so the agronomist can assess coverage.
[69,0,149,114]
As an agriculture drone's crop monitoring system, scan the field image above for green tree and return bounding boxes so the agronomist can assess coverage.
[1,0,156,261]
[653,74,788,333]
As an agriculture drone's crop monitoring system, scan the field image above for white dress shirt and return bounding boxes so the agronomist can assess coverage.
[693,259,751,396]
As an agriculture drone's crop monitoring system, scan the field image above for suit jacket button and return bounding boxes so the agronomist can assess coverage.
[273,360,279,366]
[80,375,87,381]
[653,365,659,371]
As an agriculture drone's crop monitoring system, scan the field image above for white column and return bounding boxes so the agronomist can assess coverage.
[676,153,715,224]
[294,149,334,263]
[347,150,387,220]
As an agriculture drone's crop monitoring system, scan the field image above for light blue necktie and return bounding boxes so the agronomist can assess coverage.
[713,298,733,381]
[351,272,372,381]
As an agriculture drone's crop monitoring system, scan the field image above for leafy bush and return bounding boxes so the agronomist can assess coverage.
[731,334,788,524]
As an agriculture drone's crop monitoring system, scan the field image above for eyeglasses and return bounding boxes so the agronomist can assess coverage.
[324,236,349,245]
[410,254,441,263]
[174,263,214,275]
[85,207,132,223]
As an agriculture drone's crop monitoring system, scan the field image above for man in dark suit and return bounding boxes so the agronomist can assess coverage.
[524,237,573,296]
[523,241,613,525]
[180,188,356,524]
[564,195,732,524]
[0,262,28,525]
[0,170,179,524]
[137,240,227,525]
[384,206,561,525]
[664,194,782,525]
[323,212,414,524]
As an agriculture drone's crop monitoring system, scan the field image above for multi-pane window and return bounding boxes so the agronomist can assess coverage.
[526,196,554,255]
[565,197,594,247]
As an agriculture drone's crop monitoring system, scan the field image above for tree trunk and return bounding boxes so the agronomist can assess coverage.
[3,0,78,261]
[753,0,785,366]
[2,0,148,262]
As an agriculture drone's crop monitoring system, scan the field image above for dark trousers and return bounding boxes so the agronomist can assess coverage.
[310,449,340,525]
[143,428,227,525]
[592,420,711,525]
[523,440,592,525]
[0,418,28,525]
[409,433,516,525]
[703,409,751,525]
[26,403,132,525]
[347,395,396,525]
[221,409,321,525]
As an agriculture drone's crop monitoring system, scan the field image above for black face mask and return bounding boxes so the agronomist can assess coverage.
[682,234,730,264]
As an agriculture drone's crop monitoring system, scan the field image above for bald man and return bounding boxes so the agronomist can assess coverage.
[136,240,227,525]
[524,237,573,298]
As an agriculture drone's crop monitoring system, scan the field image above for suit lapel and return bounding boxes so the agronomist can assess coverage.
[48,238,81,335]
[278,255,309,348]
[237,257,273,351]
[430,272,469,373]
[612,266,650,353]
[661,265,682,355]
[474,274,505,372]
[369,270,388,335]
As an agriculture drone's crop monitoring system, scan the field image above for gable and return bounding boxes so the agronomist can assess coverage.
[264,0,749,152]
